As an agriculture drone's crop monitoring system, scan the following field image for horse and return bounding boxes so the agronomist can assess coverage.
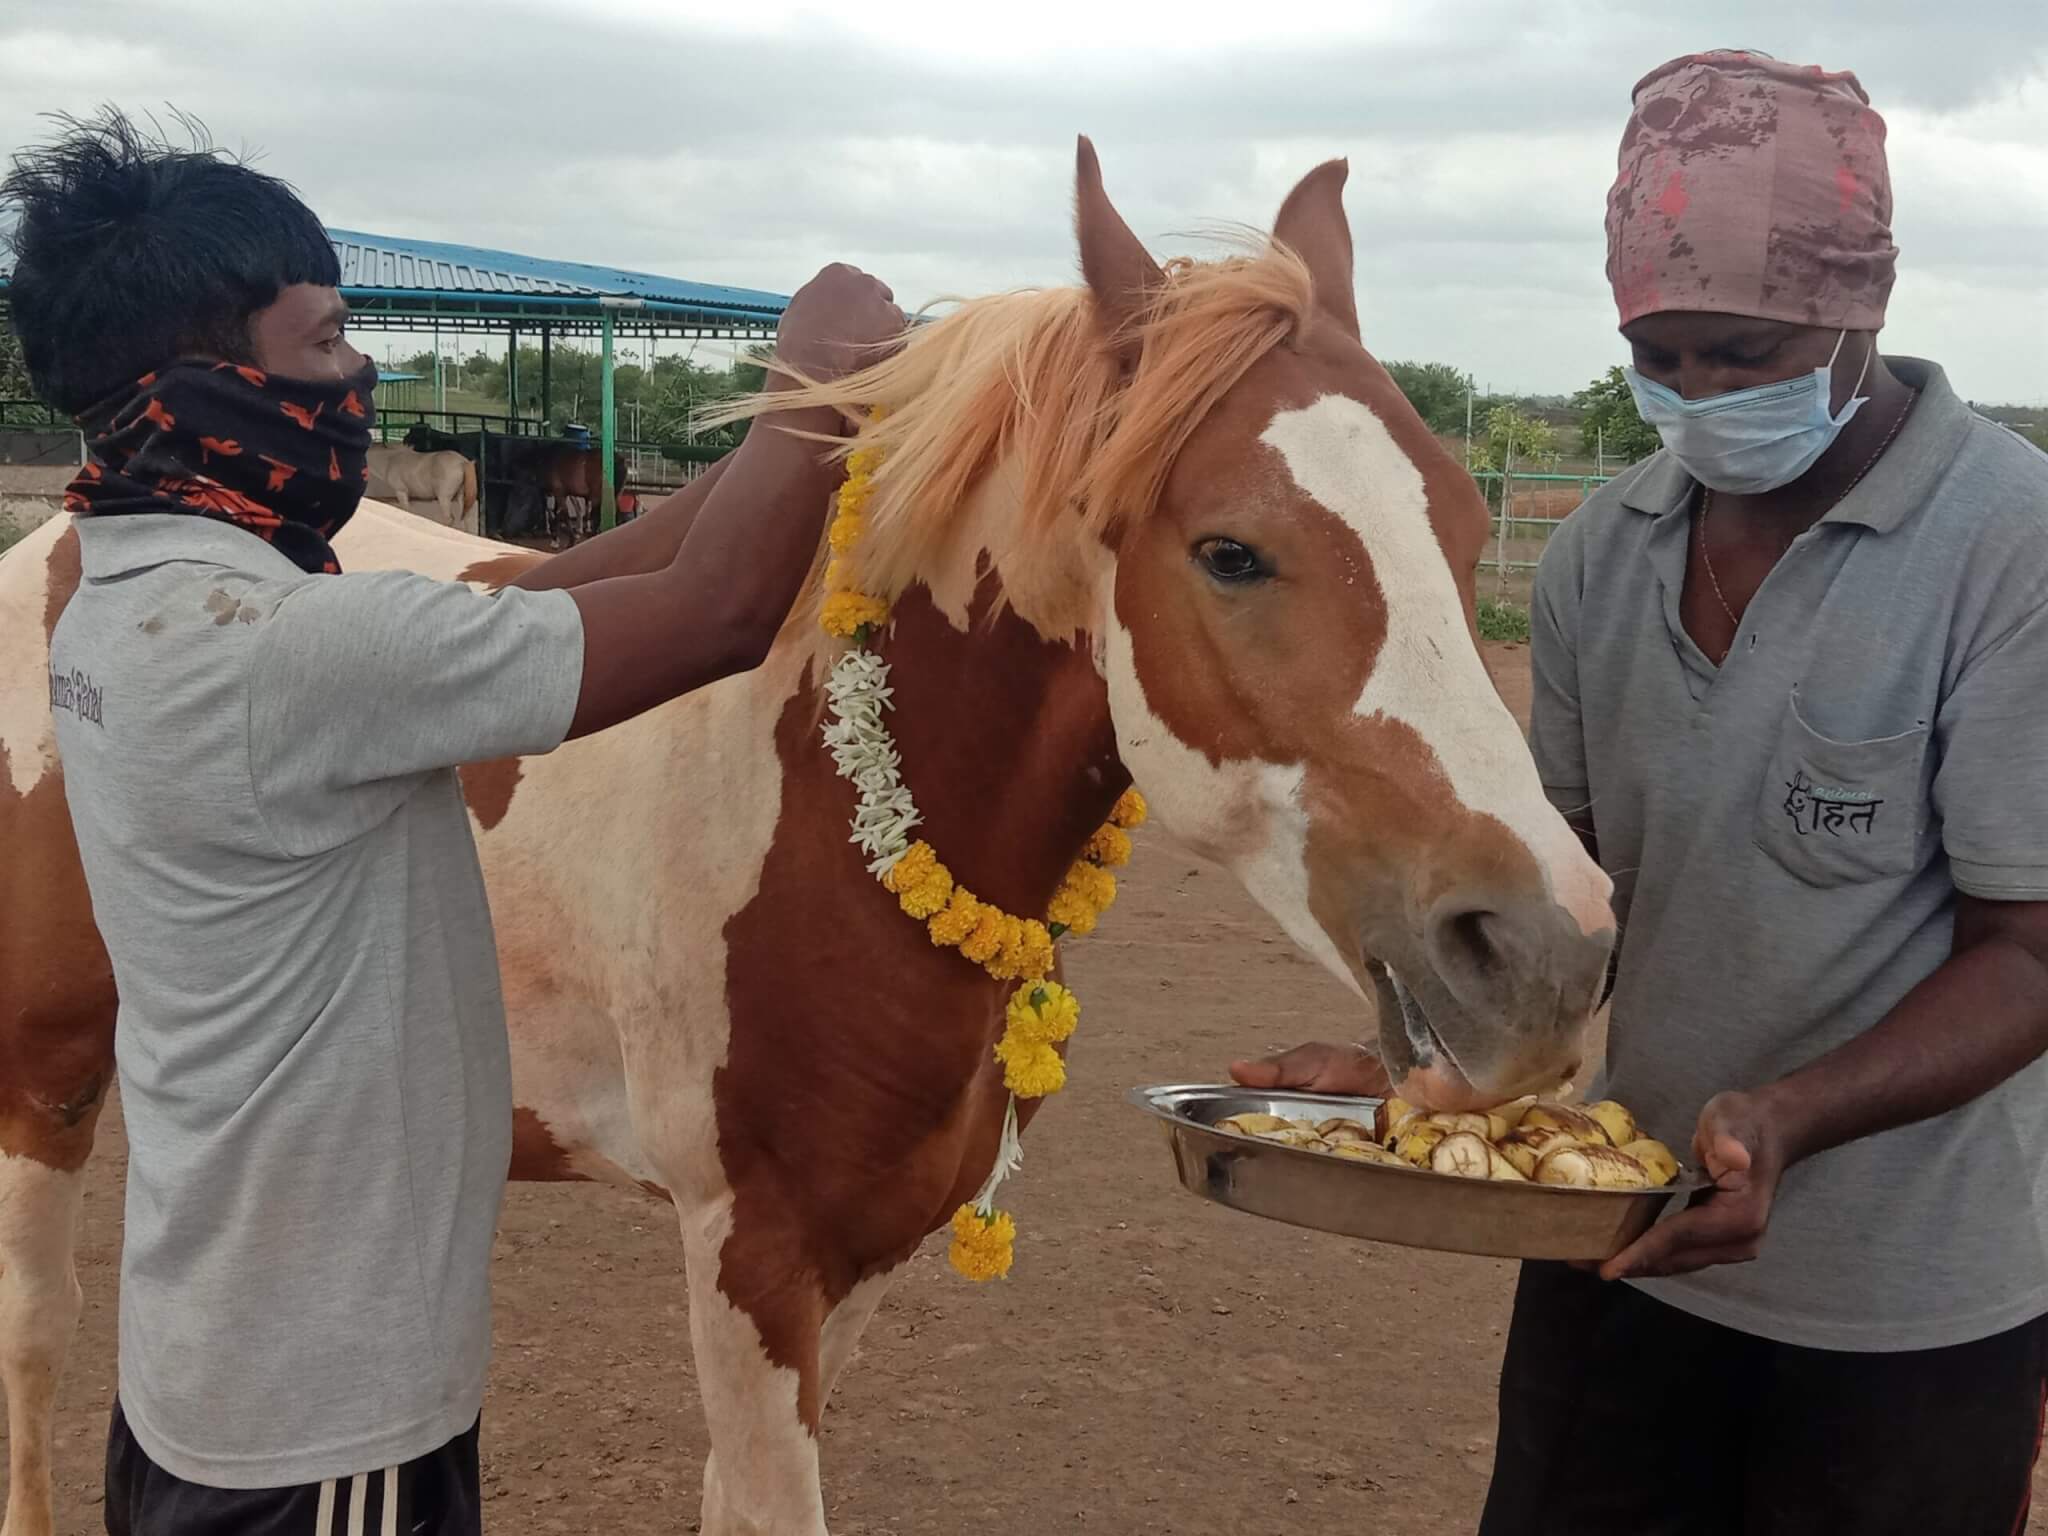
[364,443,478,533]
[532,444,624,546]
[0,142,1615,1536]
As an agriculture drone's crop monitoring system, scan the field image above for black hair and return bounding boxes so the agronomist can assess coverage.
[1,107,339,414]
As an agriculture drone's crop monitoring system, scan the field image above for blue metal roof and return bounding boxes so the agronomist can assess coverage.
[329,228,787,319]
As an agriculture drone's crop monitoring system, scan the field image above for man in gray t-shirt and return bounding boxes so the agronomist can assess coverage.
[1238,52,2048,1534]
[7,110,902,1534]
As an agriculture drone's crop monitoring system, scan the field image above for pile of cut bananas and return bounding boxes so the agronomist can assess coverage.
[1215,1097,1679,1189]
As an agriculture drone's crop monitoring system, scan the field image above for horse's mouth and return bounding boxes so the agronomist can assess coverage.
[1375,964,1465,1077]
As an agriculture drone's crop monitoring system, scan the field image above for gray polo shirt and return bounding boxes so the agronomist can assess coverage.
[48,514,584,1486]
[1531,359,2048,1352]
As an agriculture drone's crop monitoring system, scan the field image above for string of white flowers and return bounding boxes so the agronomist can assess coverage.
[821,643,923,878]
[973,1099,1024,1215]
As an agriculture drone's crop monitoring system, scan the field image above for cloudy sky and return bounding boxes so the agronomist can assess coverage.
[4,0,2045,402]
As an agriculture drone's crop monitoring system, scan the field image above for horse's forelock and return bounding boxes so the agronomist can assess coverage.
[743,241,1319,630]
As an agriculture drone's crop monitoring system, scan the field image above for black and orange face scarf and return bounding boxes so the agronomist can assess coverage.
[63,358,378,575]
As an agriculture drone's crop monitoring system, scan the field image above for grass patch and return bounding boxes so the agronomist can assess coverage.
[1477,597,1531,645]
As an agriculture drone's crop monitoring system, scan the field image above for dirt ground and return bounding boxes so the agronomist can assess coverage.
[21,644,2048,1534]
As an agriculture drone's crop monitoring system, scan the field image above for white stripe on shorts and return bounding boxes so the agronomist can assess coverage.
[382,1464,399,1536]
[346,1471,368,1536]
[315,1479,337,1535]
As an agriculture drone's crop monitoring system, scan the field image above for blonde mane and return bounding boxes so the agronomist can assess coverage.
[722,240,1317,608]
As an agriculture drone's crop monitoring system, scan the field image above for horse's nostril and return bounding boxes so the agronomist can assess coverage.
[1436,907,1504,981]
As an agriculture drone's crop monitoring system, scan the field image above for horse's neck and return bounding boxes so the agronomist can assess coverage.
[865,578,1127,919]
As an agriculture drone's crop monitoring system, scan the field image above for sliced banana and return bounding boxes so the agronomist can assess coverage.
[1620,1137,1679,1187]
[1430,1131,1495,1179]
[1221,1092,1678,1193]
[1218,1113,1293,1137]
[1394,1122,1450,1166]
[1586,1100,1639,1148]
[1317,1117,1376,1142]
[1328,1140,1406,1166]
[1521,1101,1612,1146]
[1375,1096,1420,1145]
[1494,1095,1539,1131]
[1256,1127,1329,1149]
[1534,1144,1652,1190]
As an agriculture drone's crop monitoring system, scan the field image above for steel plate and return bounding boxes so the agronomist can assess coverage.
[1129,1083,1692,1262]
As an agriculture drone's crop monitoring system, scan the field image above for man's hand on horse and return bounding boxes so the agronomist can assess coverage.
[771,263,906,392]
[1229,1041,1391,1098]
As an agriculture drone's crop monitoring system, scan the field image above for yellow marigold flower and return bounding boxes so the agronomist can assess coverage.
[883,842,938,893]
[1005,981,1079,1046]
[983,915,1029,980]
[827,512,864,556]
[1069,863,1118,913]
[927,888,983,947]
[821,590,890,638]
[1110,787,1149,829]
[898,866,954,921]
[996,1034,1067,1098]
[948,1204,1015,1283]
[1012,919,1055,981]
[846,445,883,479]
[960,907,1006,965]
[1086,823,1134,868]
[1046,884,1098,937]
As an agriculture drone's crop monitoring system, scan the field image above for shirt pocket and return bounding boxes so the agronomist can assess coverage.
[1752,689,1928,887]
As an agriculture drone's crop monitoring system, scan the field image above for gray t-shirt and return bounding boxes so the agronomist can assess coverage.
[48,514,584,1486]
[1531,359,2048,1351]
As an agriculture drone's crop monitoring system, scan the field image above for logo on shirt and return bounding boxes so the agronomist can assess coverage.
[1782,770,1880,838]
[48,665,105,727]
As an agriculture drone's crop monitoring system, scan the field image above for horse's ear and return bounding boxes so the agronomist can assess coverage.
[1075,136,1164,369]
[1272,159,1360,343]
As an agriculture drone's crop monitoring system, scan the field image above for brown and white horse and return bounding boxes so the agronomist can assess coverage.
[0,144,1613,1536]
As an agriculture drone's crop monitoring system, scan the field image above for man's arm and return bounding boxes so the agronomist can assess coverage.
[1604,896,2048,1280]
[525,262,902,740]
[554,402,846,740]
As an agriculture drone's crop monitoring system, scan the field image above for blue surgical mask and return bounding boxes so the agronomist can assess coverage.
[1625,330,1873,495]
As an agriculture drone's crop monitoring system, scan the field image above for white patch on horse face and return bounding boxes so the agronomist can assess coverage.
[1258,395,1609,927]
[1102,613,1363,997]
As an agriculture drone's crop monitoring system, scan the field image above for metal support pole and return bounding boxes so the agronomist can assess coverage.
[599,309,618,531]
[1495,441,1513,599]
[506,327,519,422]
[433,320,445,413]
[540,326,553,428]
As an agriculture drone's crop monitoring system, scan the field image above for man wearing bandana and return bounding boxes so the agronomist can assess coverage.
[4,111,902,1535]
[1237,52,2048,1532]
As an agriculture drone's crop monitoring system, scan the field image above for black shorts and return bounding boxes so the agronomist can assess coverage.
[1479,1260,2048,1536]
[105,1399,482,1536]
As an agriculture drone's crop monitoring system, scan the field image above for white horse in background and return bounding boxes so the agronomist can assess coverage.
[366,445,478,533]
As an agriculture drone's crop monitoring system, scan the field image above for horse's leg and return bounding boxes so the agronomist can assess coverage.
[681,1210,830,1536]
[817,1269,895,1409]
[0,1136,94,1536]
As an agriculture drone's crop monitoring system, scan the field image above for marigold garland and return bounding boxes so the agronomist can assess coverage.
[948,1205,1016,1284]
[819,418,1148,1285]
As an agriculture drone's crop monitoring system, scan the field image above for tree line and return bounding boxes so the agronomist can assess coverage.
[389,342,770,447]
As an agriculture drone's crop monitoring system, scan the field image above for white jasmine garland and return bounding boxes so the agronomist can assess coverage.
[822,643,923,877]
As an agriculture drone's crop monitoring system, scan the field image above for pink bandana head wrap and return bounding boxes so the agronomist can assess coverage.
[1605,51,1898,332]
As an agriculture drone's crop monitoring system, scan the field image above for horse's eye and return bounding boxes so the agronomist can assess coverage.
[1194,537,1265,584]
